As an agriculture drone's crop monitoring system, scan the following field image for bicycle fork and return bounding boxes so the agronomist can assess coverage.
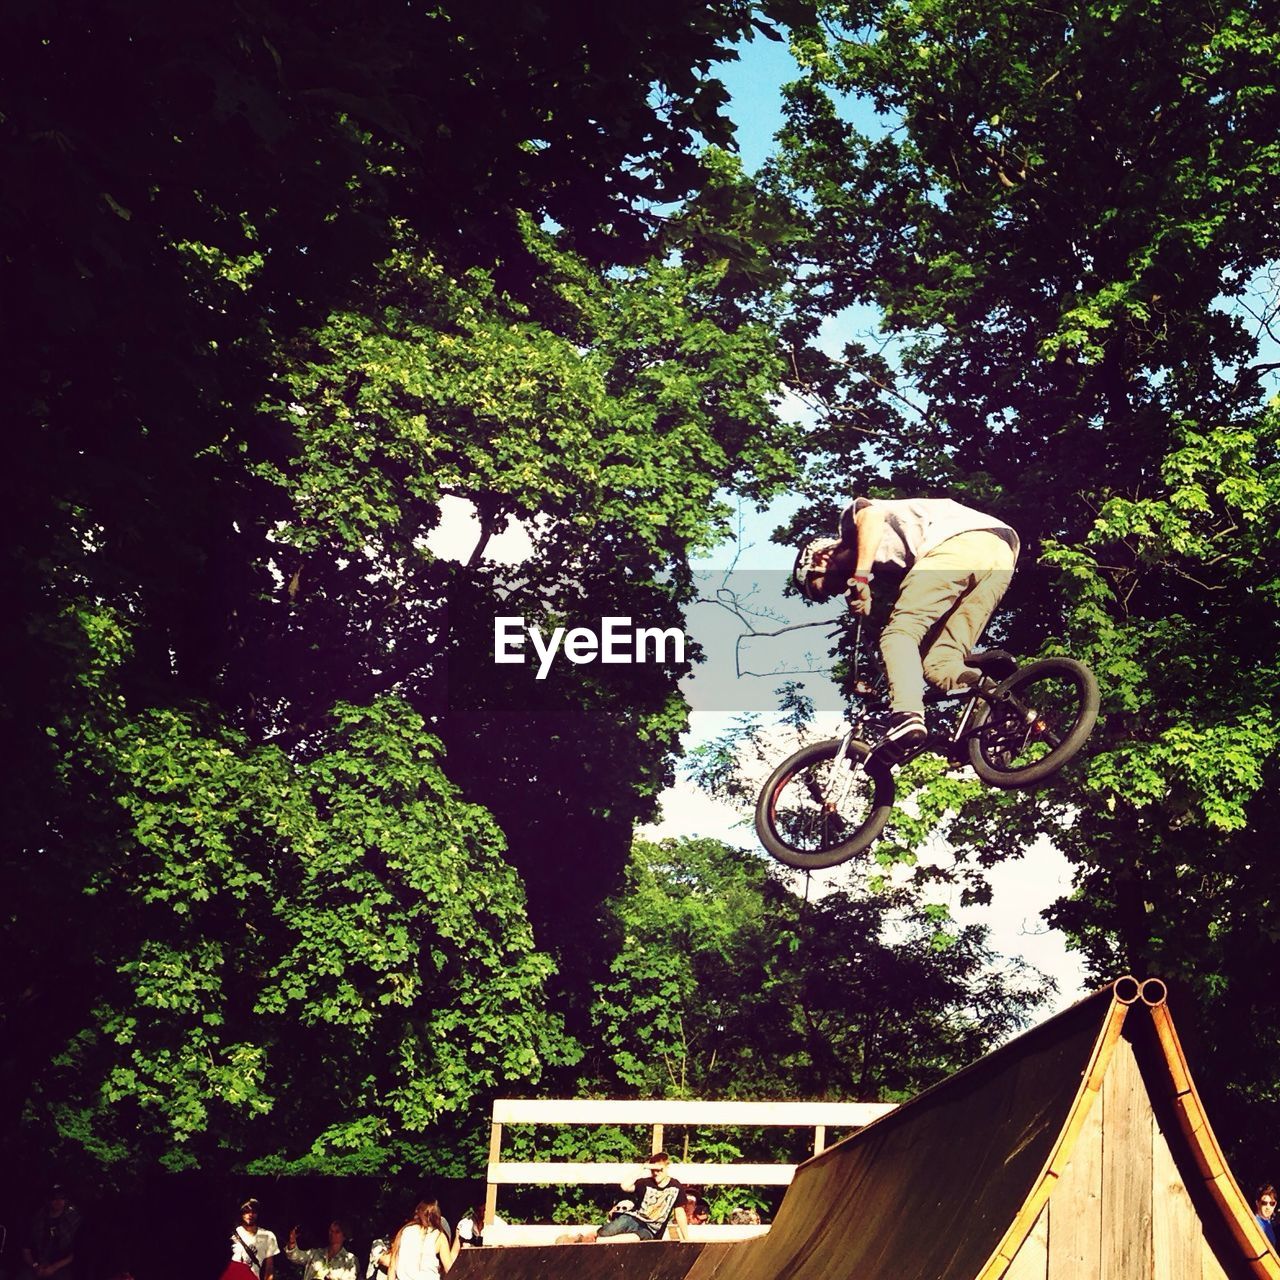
[822,732,866,812]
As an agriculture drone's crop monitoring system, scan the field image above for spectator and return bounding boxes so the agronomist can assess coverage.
[387,1201,460,1279]
[727,1207,762,1226]
[682,1195,710,1227]
[285,1220,359,1280]
[365,1237,391,1280]
[455,1207,505,1248]
[563,1152,689,1244]
[363,1207,450,1280]
[229,1197,280,1280]
[16,1184,81,1280]
[1256,1185,1277,1249]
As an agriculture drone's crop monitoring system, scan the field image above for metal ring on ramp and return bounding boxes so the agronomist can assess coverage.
[1140,977,1168,1006]
[1112,974,1140,1004]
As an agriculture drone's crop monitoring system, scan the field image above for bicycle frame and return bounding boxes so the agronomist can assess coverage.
[755,619,1099,868]
[838,620,994,768]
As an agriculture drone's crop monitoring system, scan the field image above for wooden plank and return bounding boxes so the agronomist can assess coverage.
[1148,1001,1280,1276]
[1101,1035,1154,1280]
[489,1098,895,1127]
[482,1223,769,1246]
[1047,1078,1103,1280]
[488,1161,798,1186]
[977,994,1129,1280]
[485,1119,503,1224]
[1152,1104,1200,1280]
[651,1123,664,1156]
[1202,1234,1230,1280]
[813,1124,826,1157]
[1002,1203,1049,1280]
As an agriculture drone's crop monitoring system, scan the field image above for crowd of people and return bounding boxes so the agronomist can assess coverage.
[224,1195,503,1280]
[3,1161,768,1280]
[193,1174,1280,1275]
[222,1161,761,1280]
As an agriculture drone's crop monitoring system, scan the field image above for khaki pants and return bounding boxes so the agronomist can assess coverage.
[880,531,1016,715]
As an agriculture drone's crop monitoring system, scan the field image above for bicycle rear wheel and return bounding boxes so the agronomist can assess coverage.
[755,738,896,870]
[967,657,1099,788]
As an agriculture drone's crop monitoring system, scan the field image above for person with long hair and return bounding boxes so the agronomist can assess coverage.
[386,1202,460,1279]
[456,1204,505,1248]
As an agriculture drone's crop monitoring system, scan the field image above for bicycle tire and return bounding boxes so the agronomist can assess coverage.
[967,656,1099,788]
[755,738,896,870]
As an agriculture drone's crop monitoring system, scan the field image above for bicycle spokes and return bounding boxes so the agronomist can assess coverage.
[771,755,870,855]
[982,679,1081,767]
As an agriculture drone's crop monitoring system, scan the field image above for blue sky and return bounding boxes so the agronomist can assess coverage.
[716,34,801,173]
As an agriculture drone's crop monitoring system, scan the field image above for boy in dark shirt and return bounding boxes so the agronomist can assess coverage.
[585,1152,690,1243]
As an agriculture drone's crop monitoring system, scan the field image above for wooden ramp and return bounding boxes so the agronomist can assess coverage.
[452,978,1279,1280]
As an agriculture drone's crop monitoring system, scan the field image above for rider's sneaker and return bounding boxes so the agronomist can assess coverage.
[869,711,927,764]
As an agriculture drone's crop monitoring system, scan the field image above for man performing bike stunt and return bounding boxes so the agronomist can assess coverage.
[794,495,1020,759]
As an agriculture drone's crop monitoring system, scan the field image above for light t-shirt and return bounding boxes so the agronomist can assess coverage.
[391,1225,444,1280]
[366,1238,391,1279]
[456,1214,505,1245]
[843,498,1020,568]
[231,1226,280,1276]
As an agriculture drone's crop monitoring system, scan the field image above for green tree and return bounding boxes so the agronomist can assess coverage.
[18,605,570,1178]
[1,2,810,1184]
[767,0,1280,1164]
[488,833,1044,1220]
[589,836,1047,1101]
[258,214,801,964]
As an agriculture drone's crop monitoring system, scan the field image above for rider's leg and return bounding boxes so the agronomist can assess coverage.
[873,558,975,757]
[917,534,1015,693]
[880,552,986,713]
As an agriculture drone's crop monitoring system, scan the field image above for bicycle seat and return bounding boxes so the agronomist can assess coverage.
[965,649,1017,680]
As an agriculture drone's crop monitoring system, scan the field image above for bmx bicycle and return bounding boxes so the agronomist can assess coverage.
[754,625,1099,870]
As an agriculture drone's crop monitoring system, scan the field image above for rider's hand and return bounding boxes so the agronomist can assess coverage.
[846,579,871,615]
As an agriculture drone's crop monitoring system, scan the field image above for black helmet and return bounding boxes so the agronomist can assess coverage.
[792,537,843,601]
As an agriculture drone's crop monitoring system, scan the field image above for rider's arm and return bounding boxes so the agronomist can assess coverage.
[852,503,887,579]
[844,503,886,614]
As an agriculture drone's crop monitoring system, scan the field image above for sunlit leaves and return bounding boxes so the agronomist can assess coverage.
[46,678,569,1175]
[773,0,1280,1167]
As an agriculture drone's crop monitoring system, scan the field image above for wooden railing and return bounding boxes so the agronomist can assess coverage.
[482,1097,895,1243]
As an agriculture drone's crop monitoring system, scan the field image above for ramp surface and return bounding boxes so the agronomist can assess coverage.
[451,982,1277,1280]
[682,986,1114,1280]
[452,1241,708,1280]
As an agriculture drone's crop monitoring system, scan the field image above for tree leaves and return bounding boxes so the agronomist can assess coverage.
[771,0,1280,1169]
[41,685,570,1177]
[588,837,1048,1103]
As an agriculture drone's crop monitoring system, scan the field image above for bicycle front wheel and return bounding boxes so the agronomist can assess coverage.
[967,657,1099,788]
[755,738,896,870]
